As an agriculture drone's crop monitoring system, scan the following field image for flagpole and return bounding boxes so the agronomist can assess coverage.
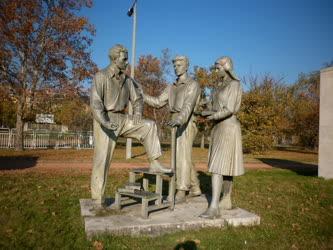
[126,0,137,159]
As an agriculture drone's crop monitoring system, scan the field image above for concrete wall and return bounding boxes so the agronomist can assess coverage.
[319,66,333,179]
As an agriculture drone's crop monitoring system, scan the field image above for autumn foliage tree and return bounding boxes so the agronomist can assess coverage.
[194,66,218,147]
[53,93,92,131]
[238,75,291,152]
[289,71,320,148]
[135,55,170,139]
[28,88,93,131]
[0,85,16,128]
[0,0,96,150]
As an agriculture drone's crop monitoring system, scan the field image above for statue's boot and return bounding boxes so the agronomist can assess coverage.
[219,177,233,210]
[188,185,201,197]
[188,169,202,197]
[199,207,220,219]
[149,159,172,173]
[175,190,186,203]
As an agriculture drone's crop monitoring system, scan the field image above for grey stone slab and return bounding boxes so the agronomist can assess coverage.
[80,196,260,237]
[319,66,333,179]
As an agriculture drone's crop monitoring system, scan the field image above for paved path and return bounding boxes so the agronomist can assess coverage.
[0,160,273,174]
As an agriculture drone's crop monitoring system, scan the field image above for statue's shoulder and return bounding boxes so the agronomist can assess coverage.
[230,79,241,88]
[229,80,242,93]
[186,77,200,89]
[94,67,112,82]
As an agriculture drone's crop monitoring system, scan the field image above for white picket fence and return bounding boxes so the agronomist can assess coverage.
[0,128,94,149]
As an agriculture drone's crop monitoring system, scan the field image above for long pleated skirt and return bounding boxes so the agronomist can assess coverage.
[208,118,244,176]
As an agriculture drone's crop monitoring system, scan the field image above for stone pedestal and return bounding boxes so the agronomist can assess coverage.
[80,196,260,237]
[319,66,333,179]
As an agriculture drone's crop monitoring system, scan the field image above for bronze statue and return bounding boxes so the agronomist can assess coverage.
[90,44,170,207]
[200,56,244,219]
[143,56,202,202]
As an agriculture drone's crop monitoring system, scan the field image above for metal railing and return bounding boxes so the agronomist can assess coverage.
[0,129,94,149]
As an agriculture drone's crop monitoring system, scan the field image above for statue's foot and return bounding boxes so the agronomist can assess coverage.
[175,190,186,203]
[219,196,232,210]
[91,199,106,210]
[188,185,202,197]
[149,160,172,173]
[199,207,220,219]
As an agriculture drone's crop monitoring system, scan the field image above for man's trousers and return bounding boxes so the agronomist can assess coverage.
[91,113,162,201]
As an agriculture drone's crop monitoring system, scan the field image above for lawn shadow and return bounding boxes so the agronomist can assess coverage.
[257,158,318,176]
[0,156,39,170]
[197,171,212,204]
[174,240,198,250]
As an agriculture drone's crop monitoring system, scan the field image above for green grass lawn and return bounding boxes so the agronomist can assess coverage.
[0,166,332,249]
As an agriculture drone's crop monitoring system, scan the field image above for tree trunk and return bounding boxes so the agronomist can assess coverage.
[15,100,24,151]
[200,134,205,149]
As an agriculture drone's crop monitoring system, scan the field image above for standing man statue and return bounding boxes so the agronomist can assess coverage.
[90,44,171,207]
[143,56,202,202]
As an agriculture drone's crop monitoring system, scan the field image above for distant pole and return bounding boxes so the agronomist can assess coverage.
[126,0,137,159]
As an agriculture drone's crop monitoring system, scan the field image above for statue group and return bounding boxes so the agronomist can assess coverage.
[90,44,244,219]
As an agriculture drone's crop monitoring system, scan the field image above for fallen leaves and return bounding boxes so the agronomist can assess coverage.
[93,240,104,250]
[291,243,298,249]
[291,223,301,231]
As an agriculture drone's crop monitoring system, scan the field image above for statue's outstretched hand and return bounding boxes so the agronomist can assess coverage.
[207,114,215,120]
[105,122,118,130]
[201,110,215,117]
[167,119,181,127]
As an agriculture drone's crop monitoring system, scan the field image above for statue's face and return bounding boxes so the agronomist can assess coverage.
[173,60,187,77]
[214,62,226,78]
[115,51,128,71]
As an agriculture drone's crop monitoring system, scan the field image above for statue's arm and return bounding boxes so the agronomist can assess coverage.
[208,107,233,121]
[175,81,200,125]
[143,86,169,108]
[129,78,144,116]
[90,73,109,126]
[208,81,242,121]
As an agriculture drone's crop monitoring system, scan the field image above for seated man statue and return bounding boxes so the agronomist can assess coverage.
[90,44,170,207]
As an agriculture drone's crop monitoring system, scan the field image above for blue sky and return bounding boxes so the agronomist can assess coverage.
[80,0,333,85]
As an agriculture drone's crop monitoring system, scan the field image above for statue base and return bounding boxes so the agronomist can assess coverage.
[80,195,260,238]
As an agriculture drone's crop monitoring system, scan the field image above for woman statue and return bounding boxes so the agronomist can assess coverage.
[200,56,244,219]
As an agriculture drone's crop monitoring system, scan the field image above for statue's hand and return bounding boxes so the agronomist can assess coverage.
[133,114,142,125]
[167,119,181,127]
[207,113,218,120]
[105,122,118,130]
[201,110,215,117]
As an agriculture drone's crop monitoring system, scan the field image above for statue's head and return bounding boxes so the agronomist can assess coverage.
[109,44,128,71]
[214,56,239,81]
[172,55,189,77]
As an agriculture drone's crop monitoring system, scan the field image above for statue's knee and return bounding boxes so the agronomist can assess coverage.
[145,120,156,130]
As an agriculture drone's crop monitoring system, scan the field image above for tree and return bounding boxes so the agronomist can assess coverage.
[135,54,169,139]
[193,66,217,148]
[289,71,320,148]
[0,85,16,128]
[0,0,96,150]
[239,74,290,153]
[53,93,92,131]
